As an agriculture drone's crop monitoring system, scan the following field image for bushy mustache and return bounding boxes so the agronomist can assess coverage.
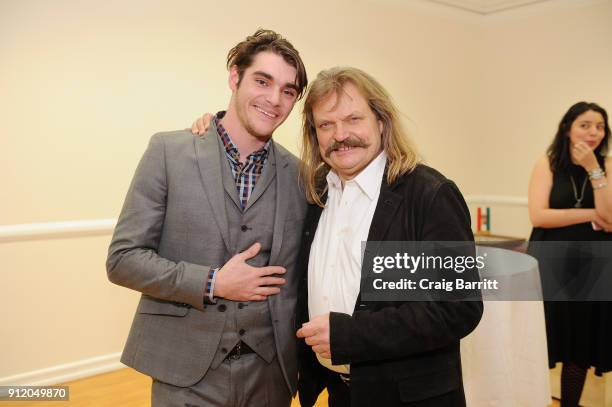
[324,137,370,158]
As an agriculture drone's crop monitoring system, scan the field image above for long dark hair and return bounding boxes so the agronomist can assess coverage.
[547,102,610,172]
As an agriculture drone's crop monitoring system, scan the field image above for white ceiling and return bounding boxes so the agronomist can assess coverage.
[423,0,553,14]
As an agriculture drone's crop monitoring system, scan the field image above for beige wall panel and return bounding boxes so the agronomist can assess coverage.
[0,236,138,377]
[0,0,481,226]
[477,0,612,197]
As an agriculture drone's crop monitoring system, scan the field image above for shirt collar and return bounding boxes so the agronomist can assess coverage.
[213,111,271,162]
[326,151,387,201]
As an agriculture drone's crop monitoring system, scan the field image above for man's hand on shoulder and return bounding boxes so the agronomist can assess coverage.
[190,112,213,136]
[214,242,286,302]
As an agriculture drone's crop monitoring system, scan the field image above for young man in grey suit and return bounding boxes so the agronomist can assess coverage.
[106,30,308,406]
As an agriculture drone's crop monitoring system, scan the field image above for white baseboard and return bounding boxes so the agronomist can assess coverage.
[0,353,124,386]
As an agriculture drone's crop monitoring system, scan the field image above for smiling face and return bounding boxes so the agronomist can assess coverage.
[229,51,298,139]
[568,109,606,150]
[312,82,384,181]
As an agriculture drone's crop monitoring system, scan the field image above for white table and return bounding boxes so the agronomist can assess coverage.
[461,247,551,406]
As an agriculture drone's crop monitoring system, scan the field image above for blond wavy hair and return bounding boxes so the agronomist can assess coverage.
[299,67,419,206]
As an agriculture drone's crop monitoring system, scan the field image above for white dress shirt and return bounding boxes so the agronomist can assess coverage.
[308,151,387,373]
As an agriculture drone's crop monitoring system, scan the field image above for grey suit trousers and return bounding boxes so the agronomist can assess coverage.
[151,354,291,407]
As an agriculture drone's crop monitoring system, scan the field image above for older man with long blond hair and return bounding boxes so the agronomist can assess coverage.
[294,67,483,407]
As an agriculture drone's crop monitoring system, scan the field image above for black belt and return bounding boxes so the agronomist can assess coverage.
[225,341,255,361]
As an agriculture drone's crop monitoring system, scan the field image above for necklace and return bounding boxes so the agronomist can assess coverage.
[569,174,588,208]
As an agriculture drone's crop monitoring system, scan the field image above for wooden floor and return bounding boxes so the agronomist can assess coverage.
[1,368,558,406]
[0,368,327,407]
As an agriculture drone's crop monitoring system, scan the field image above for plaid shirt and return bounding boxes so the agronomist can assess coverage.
[204,111,272,305]
[214,112,271,210]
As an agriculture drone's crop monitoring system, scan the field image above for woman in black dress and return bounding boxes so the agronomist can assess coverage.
[528,102,612,406]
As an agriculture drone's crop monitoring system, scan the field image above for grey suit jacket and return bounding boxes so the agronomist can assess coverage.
[107,127,306,392]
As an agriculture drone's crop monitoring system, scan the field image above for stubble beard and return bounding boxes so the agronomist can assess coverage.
[235,93,275,141]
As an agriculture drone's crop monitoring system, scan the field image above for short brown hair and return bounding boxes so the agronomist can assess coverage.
[226,29,308,99]
[300,67,419,206]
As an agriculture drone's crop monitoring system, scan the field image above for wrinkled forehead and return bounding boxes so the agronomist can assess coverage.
[312,83,369,117]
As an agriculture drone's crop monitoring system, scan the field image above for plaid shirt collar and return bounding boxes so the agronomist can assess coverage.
[213,111,271,165]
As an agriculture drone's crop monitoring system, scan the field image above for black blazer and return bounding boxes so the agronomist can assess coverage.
[296,164,483,407]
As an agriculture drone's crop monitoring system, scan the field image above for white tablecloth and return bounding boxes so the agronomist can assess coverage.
[461,247,551,406]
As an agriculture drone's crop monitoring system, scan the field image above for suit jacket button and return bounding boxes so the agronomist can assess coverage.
[221,347,228,353]
[218,304,227,312]
[238,303,245,309]
[239,329,246,336]
[241,225,248,232]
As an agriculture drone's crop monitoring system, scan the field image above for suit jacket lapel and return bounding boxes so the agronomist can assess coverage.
[362,174,404,278]
[354,175,404,309]
[244,145,276,211]
[267,143,290,314]
[218,142,242,210]
[304,200,325,250]
[194,127,232,253]
[367,181,403,243]
[268,142,287,267]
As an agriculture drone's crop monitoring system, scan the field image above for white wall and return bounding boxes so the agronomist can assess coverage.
[0,0,483,382]
[1,0,611,384]
[475,0,612,237]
